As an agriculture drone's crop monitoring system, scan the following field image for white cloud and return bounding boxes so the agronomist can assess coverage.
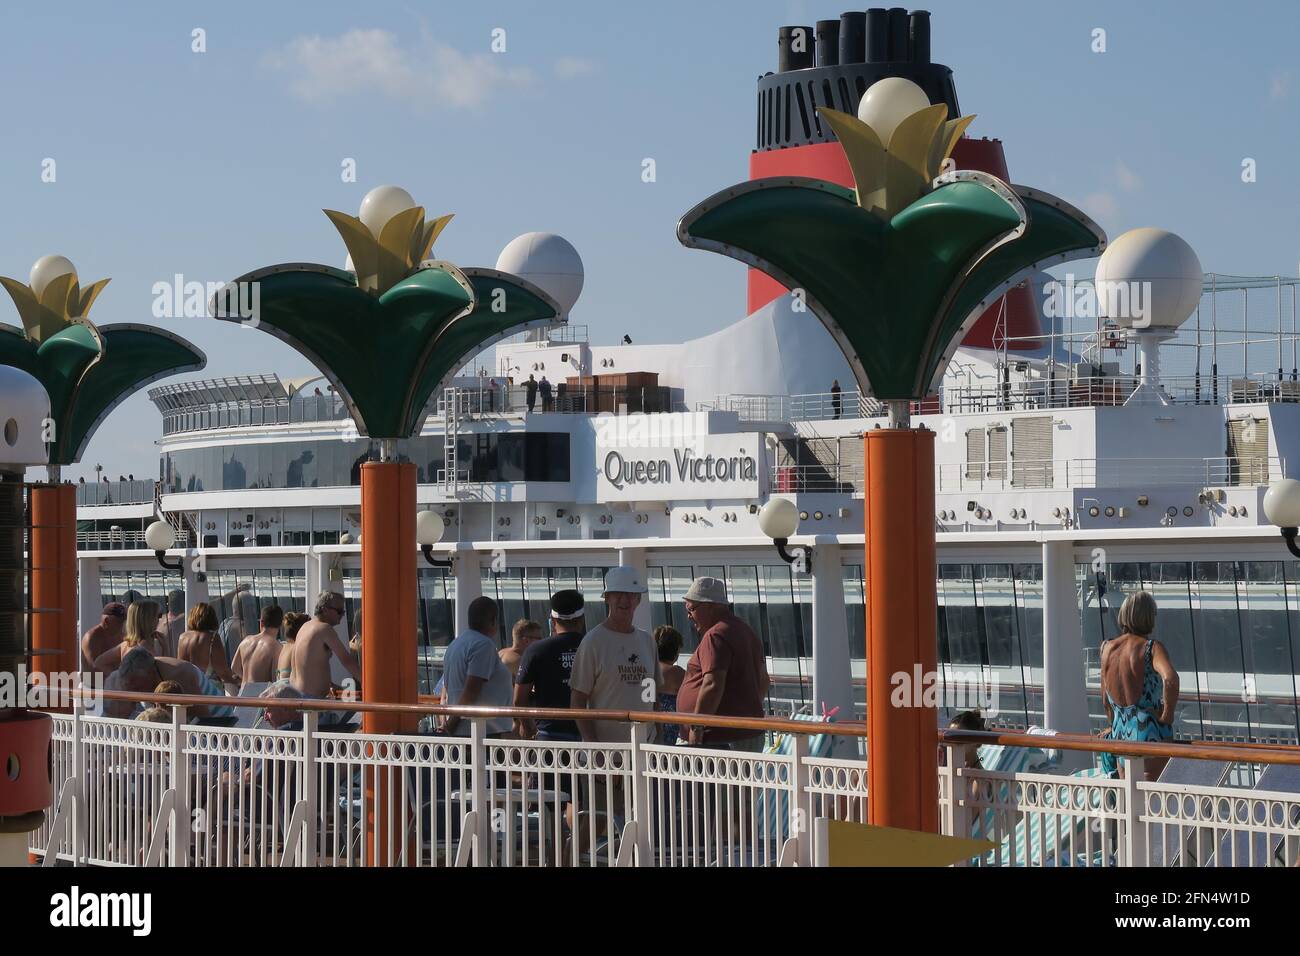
[1271,71,1290,101]
[263,29,534,109]
[554,56,598,78]
[1082,192,1119,221]
[1114,161,1141,191]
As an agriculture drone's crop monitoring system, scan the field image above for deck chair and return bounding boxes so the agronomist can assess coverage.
[232,682,270,728]
[1211,763,1300,867]
[964,738,1057,844]
[1146,758,1230,867]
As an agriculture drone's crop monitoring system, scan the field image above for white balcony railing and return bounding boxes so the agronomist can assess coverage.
[27,697,1300,868]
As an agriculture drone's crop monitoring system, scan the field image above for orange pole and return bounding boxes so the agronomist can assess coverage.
[30,483,77,707]
[360,460,417,865]
[864,427,939,832]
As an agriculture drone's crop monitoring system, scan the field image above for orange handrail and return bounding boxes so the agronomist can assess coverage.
[59,687,1300,765]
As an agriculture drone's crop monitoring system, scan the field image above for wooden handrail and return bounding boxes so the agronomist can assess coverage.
[59,689,1300,764]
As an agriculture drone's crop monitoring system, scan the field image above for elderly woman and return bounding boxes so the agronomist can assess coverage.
[1100,591,1179,781]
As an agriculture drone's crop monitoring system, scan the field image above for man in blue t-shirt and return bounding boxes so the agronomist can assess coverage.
[442,596,513,737]
[514,589,586,741]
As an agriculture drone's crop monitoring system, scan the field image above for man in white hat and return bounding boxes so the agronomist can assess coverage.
[570,565,660,743]
[677,576,769,752]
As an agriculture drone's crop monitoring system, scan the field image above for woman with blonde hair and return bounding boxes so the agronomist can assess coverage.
[177,602,235,686]
[92,600,166,673]
[1099,590,1179,781]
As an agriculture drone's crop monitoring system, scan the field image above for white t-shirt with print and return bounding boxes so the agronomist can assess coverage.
[569,623,660,742]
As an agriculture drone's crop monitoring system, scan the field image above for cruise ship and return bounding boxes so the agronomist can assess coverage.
[57,11,1300,754]
[5,6,1300,879]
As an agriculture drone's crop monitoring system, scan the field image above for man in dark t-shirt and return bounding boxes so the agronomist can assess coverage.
[514,589,586,741]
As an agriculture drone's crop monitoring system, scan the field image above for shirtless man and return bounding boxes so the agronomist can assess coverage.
[80,602,126,673]
[499,618,542,680]
[291,591,361,717]
[104,648,234,720]
[232,605,285,685]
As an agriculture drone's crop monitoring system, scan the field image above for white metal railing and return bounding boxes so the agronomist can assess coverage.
[935,456,1285,493]
[702,391,884,422]
[943,372,1300,414]
[29,702,1300,868]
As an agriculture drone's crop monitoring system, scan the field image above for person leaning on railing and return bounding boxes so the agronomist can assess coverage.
[442,596,514,738]
[1099,591,1179,782]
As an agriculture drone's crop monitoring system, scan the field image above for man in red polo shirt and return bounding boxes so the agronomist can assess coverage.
[676,576,769,752]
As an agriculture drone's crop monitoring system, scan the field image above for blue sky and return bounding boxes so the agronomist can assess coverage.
[1,0,1297,479]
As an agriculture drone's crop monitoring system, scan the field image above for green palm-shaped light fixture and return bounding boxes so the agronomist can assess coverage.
[677,99,1105,404]
[0,255,207,465]
[212,185,562,440]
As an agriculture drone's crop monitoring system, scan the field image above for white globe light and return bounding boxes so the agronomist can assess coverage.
[144,520,176,552]
[495,232,585,316]
[416,510,445,547]
[29,255,77,299]
[857,77,932,143]
[358,185,417,239]
[339,532,354,545]
[343,253,355,274]
[1264,480,1300,528]
[758,497,799,540]
[1094,228,1203,331]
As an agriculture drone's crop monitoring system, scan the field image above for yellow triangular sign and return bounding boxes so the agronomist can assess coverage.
[826,819,994,867]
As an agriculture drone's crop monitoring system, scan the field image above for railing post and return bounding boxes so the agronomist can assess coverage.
[302,711,318,867]
[469,719,488,867]
[71,696,84,867]
[1121,758,1145,866]
[169,705,189,867]
[790,733,811,867]
[630,724,652,867]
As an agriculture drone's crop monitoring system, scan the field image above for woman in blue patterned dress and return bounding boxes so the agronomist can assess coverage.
[1100,591,1179,781]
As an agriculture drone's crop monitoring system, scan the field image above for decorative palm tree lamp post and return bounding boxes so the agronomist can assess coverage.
[215,185,561,735]
[0,256,206,687]
[679,78,1105,832]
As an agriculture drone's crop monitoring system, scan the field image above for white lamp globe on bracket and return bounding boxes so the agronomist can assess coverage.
[757,497,809,565]
[1263,479,1300,557]
[145,519,200,579]
[416,509,453,568]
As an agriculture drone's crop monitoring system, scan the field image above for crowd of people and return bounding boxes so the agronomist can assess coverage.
[439,566,771,749]
[80,586,362,729]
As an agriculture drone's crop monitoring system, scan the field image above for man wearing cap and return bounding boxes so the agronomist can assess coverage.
[513,590,587,741]
[677,576,770,752]
[81,602,127,673]
[570,566,660,743]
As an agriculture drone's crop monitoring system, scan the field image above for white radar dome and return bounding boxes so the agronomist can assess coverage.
[1094,227,1203,331]
[857,77,931,143]
[495,232,584,316]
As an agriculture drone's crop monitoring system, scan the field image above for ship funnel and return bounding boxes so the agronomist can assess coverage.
[864,9,888,62]
[840,11,867,64]
[816,19,841,66]
[777,25,815,72]
[910,10,931,63]
[887,7,909,60]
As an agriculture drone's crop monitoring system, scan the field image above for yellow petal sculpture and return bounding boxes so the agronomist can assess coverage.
[817,103,975,219]
[324,204,455,295]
